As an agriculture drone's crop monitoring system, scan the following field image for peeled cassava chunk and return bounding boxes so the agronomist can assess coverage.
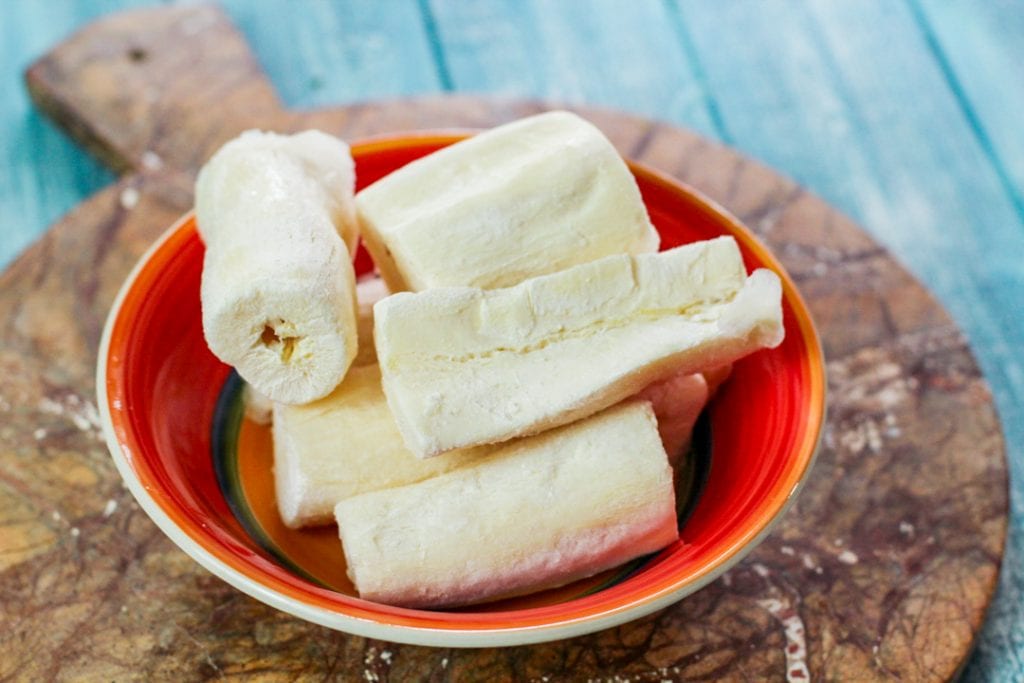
[375,236,784,458]
[334,400,677,608]
[354,110,659,291]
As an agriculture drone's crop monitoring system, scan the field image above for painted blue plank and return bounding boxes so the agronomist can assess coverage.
[669,0,890,227]
[228,0,441,108]
[425,0,719,137]
[672,1,1024,679]
[672,0,1024,400]
[0,1,153,268]
[912,0,1024,222]
[0,1,443,269]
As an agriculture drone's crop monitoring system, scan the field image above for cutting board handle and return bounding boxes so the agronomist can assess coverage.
[24,3,282,177]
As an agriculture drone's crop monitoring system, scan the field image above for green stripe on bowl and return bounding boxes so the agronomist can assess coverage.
[211,371,328,588]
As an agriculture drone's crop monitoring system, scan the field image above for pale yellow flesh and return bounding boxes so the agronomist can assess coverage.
[334,400,677,609]
[355,110,659,291]
[270,276,459,528]
[272,365,487,528]
[374,236,784,458]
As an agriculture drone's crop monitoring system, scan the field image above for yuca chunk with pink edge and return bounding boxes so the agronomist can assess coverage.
[334,400,676,609]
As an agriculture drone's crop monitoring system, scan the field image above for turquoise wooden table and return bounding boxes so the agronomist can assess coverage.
[1,1,1021,679]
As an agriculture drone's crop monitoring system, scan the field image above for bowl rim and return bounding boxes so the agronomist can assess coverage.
[96,132,826,647]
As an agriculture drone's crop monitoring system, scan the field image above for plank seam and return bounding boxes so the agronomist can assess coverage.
[662,0,731,144]
[417,0,454,91]
[905,0,1024,224]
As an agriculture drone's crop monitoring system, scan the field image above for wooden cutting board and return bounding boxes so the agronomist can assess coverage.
[1,4,1006,680]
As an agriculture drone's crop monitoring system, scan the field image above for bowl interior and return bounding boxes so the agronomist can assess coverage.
[102,134,824,635]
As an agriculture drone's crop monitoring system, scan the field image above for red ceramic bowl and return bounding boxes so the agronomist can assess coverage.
[97,133,825,647]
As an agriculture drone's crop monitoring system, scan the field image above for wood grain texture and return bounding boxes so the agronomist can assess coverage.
[0,5,1008,681]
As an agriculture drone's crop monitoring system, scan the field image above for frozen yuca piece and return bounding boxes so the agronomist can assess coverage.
[273,362,703,528]
[355,110,659,291]
[637,364,734,462]
[335,400,676,608]
[196,130,359,404]
[375,235,784,458]
[272,364,486,528]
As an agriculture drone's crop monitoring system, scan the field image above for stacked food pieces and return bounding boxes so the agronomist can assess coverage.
[195,112,784,608]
